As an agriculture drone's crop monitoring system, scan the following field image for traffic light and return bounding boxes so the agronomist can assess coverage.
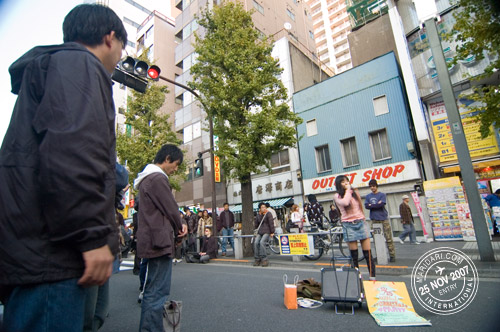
[194,155,204,178]
[111,56,161,93]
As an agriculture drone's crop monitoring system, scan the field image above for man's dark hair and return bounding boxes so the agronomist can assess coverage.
[495,189,500,195]
[183,206,190,212]
[154,144,183,165]
[223,202,229,206]
[368,179,378,187]
[265,202,270,208]
[259,202,267,209]
[63,4,127,47]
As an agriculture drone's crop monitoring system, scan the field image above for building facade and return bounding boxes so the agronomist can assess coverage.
[173,0,328,213]
[293,52,424,233]
[305,0,352,74]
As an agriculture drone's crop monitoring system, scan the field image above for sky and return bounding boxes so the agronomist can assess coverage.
[0,0,83,145]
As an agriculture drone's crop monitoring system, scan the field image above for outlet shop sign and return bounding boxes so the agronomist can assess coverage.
[304,160,421,195]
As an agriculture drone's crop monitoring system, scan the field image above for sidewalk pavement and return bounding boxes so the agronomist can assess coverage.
[208,236,500,278]
[123,236,500,278]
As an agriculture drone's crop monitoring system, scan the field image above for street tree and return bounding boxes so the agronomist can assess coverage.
[189,1,302,256]
[451,0,500,138]
[116,52,184,191]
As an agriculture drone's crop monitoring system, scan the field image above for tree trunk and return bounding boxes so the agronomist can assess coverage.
[240,175,254,257]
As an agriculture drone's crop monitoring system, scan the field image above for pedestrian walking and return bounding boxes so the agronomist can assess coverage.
[365,179,396,262]
[219,203,235,256]
[333,175,376,280]
[184,207,198,252]
[253,203,275,267]
[0,4,126,332]
[398,195,420,244]
[134,144,188,332]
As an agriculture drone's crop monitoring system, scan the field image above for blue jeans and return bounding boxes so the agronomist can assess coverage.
[139,255,172,332]
[399,223,417,243]
[221,227,234,253]
[253,233,270,260]
[3,278,86,332]
[83,281,109,332]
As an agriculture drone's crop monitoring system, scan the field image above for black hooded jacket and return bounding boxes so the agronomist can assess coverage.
[0,42,117,288]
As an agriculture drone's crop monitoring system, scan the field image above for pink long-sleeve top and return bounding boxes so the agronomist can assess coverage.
[334,190,365,222]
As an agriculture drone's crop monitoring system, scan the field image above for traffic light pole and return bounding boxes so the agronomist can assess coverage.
[425,18,495,261]
[159,75,219,237]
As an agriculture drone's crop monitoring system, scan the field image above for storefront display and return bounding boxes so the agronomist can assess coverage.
[424,177,464,241]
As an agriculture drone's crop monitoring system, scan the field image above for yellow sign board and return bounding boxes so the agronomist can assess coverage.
[279,234,313,255]
[429,101,499,163]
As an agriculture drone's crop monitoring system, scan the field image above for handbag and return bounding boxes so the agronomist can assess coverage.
[163,300,182,332]
[283,274,299,310]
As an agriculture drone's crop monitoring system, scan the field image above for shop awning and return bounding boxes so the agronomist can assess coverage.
[230,197,293,213]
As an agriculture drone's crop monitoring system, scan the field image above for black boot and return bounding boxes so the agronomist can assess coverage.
[350,249,359,270]
[363,250,376,279]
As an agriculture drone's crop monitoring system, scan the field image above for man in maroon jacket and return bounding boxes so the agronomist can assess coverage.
[134,144,187,332]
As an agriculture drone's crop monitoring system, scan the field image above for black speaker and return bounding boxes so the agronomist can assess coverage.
[321,268,362,303]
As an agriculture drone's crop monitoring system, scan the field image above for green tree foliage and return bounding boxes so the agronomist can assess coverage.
[116,52,184,190]
[451,0,500,138]
[189,1,302,251]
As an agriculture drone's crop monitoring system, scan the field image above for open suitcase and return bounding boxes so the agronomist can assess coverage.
[321,266,364,314]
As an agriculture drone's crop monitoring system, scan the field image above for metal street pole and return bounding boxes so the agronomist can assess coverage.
[159,75,219,237]
[424,19,495,261]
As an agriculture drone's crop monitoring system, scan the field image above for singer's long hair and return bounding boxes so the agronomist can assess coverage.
[334,175,362,206]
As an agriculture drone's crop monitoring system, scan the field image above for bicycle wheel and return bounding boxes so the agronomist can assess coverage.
[269,235,281,254]
[337,226,365,262]
[304,235,324,260]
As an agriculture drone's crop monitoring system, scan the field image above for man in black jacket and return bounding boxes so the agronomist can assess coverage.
[253,202,275,267]
[219,202,235,256]
[0,4,126,332]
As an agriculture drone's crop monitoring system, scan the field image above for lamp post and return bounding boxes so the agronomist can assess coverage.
[413,1,494,261]
[159,75,219,237]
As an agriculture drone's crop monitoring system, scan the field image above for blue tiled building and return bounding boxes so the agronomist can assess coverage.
[293,52,423,229]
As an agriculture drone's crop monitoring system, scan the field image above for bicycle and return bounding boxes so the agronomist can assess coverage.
[265,234,281,255]
[303,218,365,262]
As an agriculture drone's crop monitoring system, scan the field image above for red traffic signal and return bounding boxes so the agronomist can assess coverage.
[147,65,161,81]
[118,56,161,81]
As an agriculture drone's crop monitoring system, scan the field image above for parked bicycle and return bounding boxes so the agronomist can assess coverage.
[303,217,365,262]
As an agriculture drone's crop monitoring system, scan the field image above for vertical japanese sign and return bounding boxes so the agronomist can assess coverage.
[214,155,221,183]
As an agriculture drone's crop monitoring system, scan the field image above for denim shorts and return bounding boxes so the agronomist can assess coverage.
[342,219,370,242]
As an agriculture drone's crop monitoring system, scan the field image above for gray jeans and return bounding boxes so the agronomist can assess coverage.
[253,233,270,260]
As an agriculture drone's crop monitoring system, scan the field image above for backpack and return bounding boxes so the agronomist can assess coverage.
[297,278,322,301]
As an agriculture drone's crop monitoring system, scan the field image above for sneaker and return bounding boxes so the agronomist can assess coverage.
[369,277,376,281]
[411,242,421,245]
[261,260,269,267]
[253,259,261,266]
[398,238,404,244]
[389,256,396,263]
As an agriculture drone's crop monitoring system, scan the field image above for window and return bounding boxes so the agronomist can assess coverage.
[253,1,264,14]
[315,145,331,173]
[341,137,359,167]
[287,9,296,21]
[370,129,391,161]
[126,40,136,48]
[373,95,389,116]
[306,119,318,137]
[309,30,314,40]
[271,150,290,168]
